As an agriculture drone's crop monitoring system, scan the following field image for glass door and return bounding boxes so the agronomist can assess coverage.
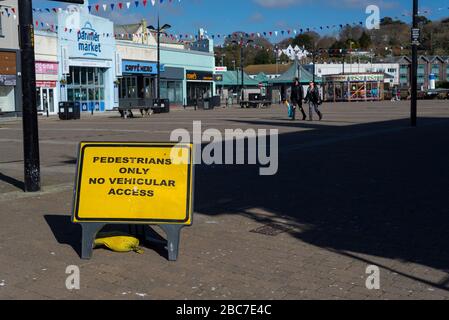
[36,88,42,112]
[48,89,54,113]
[42,89,49,114]
[144,77,153,99]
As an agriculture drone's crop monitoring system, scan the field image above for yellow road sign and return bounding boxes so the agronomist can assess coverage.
[72,142,194,225]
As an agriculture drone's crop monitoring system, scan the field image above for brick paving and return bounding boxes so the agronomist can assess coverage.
[0,101,449,300]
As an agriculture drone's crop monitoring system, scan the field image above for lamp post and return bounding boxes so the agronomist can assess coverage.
[18,0,41,192]
[411,0,418,127]
[232,38,254,102]
[148,17,171,103]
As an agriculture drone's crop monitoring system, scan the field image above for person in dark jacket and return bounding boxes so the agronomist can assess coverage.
[290,78,307,121]
[304,81,323,121]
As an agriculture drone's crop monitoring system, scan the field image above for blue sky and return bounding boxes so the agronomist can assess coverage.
[32,0,449,43]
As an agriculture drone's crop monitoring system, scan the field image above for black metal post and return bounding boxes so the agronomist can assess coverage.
[411,0,418,127]
[241,46,244,102]
[157,16,161,101]
[312,51,316,83]
[19,0,41,192]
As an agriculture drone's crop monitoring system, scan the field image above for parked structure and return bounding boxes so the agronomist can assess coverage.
[323,73,385,102]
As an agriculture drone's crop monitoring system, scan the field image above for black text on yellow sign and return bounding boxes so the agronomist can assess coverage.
[72,142,194,225]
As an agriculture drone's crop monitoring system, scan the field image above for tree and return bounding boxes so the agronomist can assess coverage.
[254,49,274,65]
[359,31,372,50]
[292,32,319,50]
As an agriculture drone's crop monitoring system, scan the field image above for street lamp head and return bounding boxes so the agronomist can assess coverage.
[161,24,172,31]
[147,25,156,31]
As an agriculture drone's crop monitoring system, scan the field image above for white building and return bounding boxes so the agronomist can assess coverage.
[279,45,309,61]
[313,62,400,85]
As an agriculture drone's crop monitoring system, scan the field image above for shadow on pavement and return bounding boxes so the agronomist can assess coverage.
[194,116,449,290]
[44,215,82,256]
[0,172,25,191]
[44,215,170,259]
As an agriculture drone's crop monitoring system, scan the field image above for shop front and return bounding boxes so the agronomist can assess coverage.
[58,7,117,112]
[323,73,385,102]
[160,67,184,105]
[0,51,18,115]
[118,60,158,109]
[186,70,214,106]
[35,61,59,114]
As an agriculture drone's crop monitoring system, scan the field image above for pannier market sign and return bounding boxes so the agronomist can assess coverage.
[77,22,102,57]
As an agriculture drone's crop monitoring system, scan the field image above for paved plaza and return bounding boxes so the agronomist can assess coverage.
[1,100,449,299]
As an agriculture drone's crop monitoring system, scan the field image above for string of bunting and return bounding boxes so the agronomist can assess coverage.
[31,0,181,14]
[2,3,449,49]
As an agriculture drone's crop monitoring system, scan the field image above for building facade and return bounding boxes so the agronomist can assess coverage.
[0,0,21,116]
[58,7,118,113]
[35,31,59,115]
[31,5,215,115]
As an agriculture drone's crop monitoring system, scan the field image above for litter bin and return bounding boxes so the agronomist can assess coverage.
[152,99,170,114]
[58,102,70,120]
[59,102,81,120]
[73,102,81,120]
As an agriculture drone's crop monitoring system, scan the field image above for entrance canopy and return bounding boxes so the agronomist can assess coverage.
[269,60,321,84]
[215,71,260,87]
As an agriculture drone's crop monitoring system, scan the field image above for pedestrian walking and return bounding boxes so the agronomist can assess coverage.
[304,81,323,121]
[290,78,307,120]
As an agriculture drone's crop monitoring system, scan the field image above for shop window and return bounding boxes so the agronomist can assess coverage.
[0,86,15,112]
[81,69,87,85]
[67,88,74,101]
[67,67,106,102]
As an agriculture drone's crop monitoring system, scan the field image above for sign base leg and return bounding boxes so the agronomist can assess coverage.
[81,223,106,260]
[159,225,183,261]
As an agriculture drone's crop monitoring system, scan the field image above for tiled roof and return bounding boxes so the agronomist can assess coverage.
[244,64,292,76]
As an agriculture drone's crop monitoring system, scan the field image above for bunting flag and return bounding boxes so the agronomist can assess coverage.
[23,2,449,49]
[31,0,182,14]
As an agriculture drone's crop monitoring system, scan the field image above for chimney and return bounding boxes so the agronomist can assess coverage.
[141,19,147,44]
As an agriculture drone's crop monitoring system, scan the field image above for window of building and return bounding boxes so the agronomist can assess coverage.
[418,65,425,75]
[160,80,183,104]
[432,64,440,80]
[118,76,138,99]
[0,86,15,112]
[66,67,106,102]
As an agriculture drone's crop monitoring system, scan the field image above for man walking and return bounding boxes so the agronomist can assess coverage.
[305,81,323,121]
[290,78,307,120]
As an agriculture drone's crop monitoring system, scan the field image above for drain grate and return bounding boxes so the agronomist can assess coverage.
[250,223,292,236]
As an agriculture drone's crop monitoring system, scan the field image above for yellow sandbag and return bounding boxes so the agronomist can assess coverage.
[94,236,144,254]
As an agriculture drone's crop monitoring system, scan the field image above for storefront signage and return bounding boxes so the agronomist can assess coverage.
[77,22,102,57]
[0,75,16,86]
[36,61,58,75]
[215,66,228,72]
[186,70,214,81]
[58,10,115,61]
[214,74,223,82]
[325,74,384,82]
[72,142,194,224]
[36,81,57,88]
[122,60,164,75]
